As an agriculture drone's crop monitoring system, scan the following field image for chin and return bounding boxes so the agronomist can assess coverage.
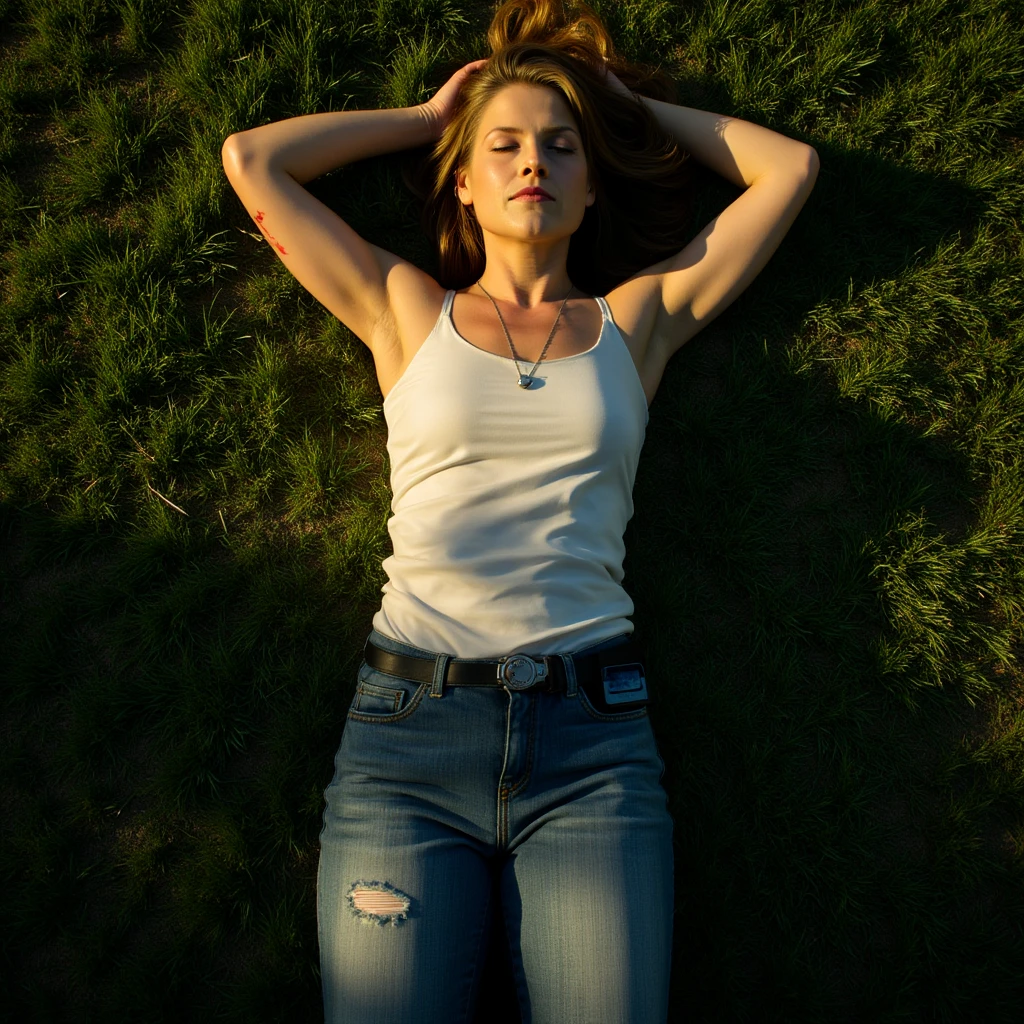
[485,213,586,243]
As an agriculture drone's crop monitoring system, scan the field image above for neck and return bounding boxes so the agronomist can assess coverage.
[474,234,573,307]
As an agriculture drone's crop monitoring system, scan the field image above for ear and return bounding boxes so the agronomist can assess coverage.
[585,179,596,208]
[455,168,473,206]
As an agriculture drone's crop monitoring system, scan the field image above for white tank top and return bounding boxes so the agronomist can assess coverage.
[371,289,649,657]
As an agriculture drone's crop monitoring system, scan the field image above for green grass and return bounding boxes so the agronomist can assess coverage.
[2,0,1023,1020]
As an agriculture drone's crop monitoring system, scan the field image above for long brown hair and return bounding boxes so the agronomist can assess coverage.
[419,0,696,296]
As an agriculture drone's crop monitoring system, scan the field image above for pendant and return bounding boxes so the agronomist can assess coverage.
[517,375,533,389]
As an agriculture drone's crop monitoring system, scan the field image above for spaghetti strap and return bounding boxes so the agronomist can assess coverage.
[441,289,456,318]
[594,295,612,321]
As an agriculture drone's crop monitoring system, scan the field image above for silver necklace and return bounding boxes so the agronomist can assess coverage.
[476,281,574,389]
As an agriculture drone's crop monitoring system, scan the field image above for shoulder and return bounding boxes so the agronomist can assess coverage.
[600,274,671,406]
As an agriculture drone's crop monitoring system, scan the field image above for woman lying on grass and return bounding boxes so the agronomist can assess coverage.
[221,1,817,1020]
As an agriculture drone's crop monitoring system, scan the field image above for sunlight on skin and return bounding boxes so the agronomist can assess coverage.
[457,82,595,304]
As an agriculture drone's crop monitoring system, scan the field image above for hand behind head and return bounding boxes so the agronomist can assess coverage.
[421,60,489,138]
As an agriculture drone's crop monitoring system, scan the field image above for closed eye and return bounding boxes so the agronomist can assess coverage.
[491,143,577,153]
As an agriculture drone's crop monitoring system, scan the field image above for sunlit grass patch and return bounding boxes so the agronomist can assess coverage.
[2,211,114,322]
[281,425,366,525]
[0,324,75,424]
[144,146,236,287]
[867,507,1021,705]
[20,0,120,93]
[113,0,167,59]
[52,82,168,209]
[165,0,364,136]
[239,266,303,324]
[380,29,454,109]
[365,0,468,49]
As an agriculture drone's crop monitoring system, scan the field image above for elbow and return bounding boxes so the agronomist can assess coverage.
[222,132,283,183]
[801,144,820,186]
[221,132,250,177]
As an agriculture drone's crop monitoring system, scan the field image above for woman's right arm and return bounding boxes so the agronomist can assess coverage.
[221,106,439,349]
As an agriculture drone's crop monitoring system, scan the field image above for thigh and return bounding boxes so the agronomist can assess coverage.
[317,670,498,1024]
[502,722,675,1024]
[318,829,494,1024]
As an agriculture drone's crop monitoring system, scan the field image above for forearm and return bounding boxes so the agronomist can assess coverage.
[639,97,815,189]
[223,105,436,185]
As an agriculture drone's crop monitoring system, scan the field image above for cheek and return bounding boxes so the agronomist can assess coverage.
[561,157,590,190]
[482,161,511,194]
[470,163,511,215]
[569,168,593,208]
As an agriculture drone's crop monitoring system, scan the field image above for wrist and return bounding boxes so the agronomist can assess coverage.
[415,102,445,143]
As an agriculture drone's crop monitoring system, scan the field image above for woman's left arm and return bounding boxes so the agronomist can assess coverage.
[609,88,819,376]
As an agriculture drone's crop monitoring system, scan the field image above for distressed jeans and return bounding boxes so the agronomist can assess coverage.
[317,629,675,1023]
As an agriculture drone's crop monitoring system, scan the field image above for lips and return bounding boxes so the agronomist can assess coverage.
[510,186,555,201]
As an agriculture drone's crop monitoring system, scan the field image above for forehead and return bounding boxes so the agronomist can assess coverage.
[475,82,579,139]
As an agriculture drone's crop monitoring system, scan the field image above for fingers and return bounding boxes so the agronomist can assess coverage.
[420,60,488,137]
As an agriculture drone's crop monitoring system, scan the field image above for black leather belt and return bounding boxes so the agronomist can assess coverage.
[363,636,647,699]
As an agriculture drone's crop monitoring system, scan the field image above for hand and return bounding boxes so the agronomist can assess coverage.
[420,60,488,138]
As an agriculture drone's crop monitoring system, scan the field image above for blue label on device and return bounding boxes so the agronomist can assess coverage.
[601,663,648,705]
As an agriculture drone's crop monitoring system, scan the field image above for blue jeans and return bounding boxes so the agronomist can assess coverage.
[317,629,675,1023]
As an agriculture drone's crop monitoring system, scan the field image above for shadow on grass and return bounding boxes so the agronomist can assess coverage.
[2,99,1021,1024]
[622,143,1023,1021]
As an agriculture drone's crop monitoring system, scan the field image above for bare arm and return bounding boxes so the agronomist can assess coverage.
[639,98,816,194]
[225,106,436,187]
[220,61,485,350]
[607,82,819,379]
[221,106,435,348]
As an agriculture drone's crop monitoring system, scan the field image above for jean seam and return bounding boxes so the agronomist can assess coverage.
[507,693,537,799]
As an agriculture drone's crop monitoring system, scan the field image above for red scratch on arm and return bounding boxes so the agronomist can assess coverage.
[251,210,288,256]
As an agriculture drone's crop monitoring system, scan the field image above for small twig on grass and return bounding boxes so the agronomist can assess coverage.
[218,509,227,534]
[147,483,188,516]
[120,422,155,462]
[83,479,98,493]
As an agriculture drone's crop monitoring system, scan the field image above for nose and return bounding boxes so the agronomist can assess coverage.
[519,141,547,178]
[520,161,547,179]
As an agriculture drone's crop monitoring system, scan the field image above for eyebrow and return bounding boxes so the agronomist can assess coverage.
[485,125,580,137]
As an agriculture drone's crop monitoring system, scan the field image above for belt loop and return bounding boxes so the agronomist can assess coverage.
[431,653,451,698]
[560,654,578,698]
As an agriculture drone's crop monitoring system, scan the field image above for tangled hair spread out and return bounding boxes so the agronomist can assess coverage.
[419,0,697,296]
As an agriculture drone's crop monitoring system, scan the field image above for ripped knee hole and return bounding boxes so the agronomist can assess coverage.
[346,880,412,926]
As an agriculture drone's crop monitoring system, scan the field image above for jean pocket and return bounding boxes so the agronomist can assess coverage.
[353,680,408,714]
[347,663,428,723]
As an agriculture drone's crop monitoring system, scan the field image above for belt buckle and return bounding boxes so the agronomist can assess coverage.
[498,653,548,691]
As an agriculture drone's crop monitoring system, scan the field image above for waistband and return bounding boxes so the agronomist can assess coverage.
[364,629,648,710]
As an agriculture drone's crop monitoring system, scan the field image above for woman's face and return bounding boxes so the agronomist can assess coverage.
[456,82,594,244]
